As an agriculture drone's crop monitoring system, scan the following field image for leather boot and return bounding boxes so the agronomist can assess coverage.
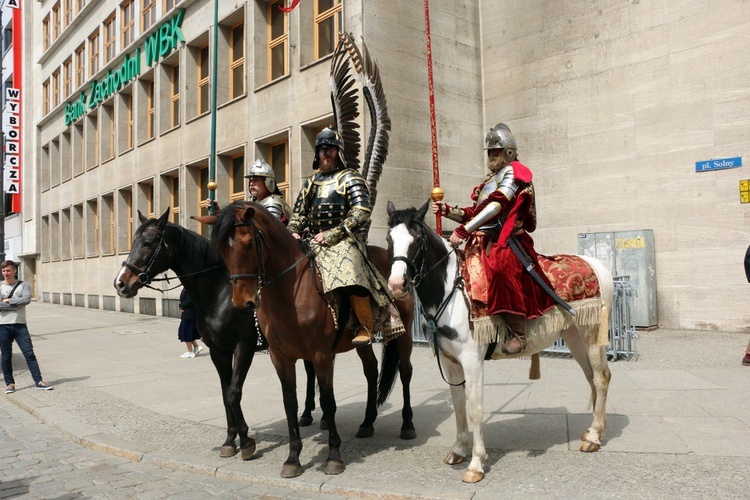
[350,295,374,347]
[502,314,527,355]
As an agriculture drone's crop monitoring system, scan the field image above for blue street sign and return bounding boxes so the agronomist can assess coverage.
[695,156,742,172]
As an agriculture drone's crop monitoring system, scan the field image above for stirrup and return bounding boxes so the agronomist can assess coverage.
[352,326,372,347]
[501,330,526,355]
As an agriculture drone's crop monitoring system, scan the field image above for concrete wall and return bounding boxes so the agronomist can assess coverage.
[480,0,750,331]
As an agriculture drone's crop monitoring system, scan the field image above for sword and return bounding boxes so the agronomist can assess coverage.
[505,234,577,315]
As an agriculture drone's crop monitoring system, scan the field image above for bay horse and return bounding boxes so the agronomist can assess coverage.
[113,208,328,460]
[385,201,613,483]
[204,201,415,478]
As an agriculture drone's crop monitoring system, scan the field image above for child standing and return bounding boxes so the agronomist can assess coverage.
[178,288,203,358]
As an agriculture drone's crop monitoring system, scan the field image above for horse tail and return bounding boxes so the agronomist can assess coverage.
[377,339,400,406]
[529,352,541,380]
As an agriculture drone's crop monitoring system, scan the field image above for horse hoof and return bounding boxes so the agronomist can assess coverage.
[580,441,600,453]
[443,452,465,465]
[356,426,374,438]
[581,430,590,441]
[462,469,484,483]
[320,419,330,431]
[400,428,417,440]
[324,459,345,475]
[281,463,303,478]
[299,415,313,427]
[240,441,256,460]
[219,445,237,458]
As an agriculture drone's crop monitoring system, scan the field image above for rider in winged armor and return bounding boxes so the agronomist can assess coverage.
[246,159,292,224]
[289,128,390,347]
[432,123,556,354]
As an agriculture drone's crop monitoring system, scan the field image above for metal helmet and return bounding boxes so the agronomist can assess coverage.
[245,159,277,193]
[485,123,518,162]
[312,127,347,170]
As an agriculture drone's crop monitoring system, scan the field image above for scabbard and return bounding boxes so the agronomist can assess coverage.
[506,236,577,316]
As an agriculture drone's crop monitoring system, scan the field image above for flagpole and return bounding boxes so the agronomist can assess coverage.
[423,0,442,234]
[206,0,219,215]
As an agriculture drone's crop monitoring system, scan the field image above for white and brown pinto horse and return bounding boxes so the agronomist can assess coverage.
[385,201,613,483]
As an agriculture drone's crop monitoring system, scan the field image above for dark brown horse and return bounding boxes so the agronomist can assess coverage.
[114,209,326,461]
[200,201,415,478]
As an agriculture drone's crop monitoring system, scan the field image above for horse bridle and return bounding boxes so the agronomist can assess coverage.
[389,221,454,290]
[227,219,313,288]
[121,229,224,292]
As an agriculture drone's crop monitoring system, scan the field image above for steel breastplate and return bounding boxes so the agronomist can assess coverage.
[476,170,506,204]
[260,195,292,221]
[310,171,349,231]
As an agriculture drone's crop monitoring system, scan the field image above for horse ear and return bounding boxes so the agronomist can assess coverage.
[192,215,218,226]
[242,206,256,223]
[416,200,430,221]
[387,201,396,216]
[157,207,170,228]
[137,210,148,224]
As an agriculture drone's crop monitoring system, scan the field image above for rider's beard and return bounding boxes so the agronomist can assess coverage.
[487,155,505,173]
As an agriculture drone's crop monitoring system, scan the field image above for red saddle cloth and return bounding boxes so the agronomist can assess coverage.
[537,254,601,302]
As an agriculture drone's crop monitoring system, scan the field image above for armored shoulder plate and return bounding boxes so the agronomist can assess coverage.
[477,166,520,204]
[337,169,371,211]
[260,194,292,222]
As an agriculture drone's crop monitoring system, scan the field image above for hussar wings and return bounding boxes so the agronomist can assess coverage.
[329,37,361,171]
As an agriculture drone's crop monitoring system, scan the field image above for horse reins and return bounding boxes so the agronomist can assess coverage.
[121,231,224,293]
[227,219,313,289]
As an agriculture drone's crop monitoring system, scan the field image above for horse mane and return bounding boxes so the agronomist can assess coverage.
[387,206,421,229]
[161,220,225,271]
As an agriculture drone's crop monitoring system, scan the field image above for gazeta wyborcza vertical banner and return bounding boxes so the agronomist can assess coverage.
[3,0,22,212]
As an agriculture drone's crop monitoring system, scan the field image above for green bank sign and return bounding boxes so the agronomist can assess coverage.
[64,10,185,127]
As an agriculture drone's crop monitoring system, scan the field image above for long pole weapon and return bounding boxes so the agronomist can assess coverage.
[423,0,443,234]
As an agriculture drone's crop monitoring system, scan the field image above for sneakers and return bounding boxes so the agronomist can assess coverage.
[35,381,53,391]
[5,384,15,394]
[180,351,195,358]
[193,345,204,356]
[743,353,750,366]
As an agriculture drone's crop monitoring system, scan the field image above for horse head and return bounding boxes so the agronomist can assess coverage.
[207,201,267,316]
[114,208,173,298]
[386,200,431,299]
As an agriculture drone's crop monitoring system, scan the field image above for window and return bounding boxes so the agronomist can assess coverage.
[170,64,180,127]
[61,131,72,182]
[315,0,342,60]
[267,1,288,81]
[73,204,84,258]
[230,22,245,99]
[50,139,61,187]
[147,79,155,139]
[197,166,210,236]
[43,79,50,115]
[42,216,50,262]
[73,123,84,175]
[102,194,115,254]
[142,0,156,32]
[120,92,133,150]
[121,1,135,48]
[270,140,289,202]
[86,198,99,256]
[52,3,61,41]
[52,69,61,108]
[198,44,210,114]
[63,57,73,99]
[230,155,245,202]
[169,175,179,224]
[51,212,61,261]
[43,16,50,51]
[63,0,73,28]
[89,29,100,75]
[61,208,71,260]
[138,180,154,219]
[75,44,86,89]
[86,113,99,168]
[104,14,116,63]
[164,0,181,11]
[41,145,50,192]
[102,103,115,160]
[76,0,86,13]
[118,189,133,252]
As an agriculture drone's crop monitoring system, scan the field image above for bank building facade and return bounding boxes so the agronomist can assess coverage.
[23,0,750,331]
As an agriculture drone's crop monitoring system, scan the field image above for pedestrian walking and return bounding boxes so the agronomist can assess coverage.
[178,288,204,358]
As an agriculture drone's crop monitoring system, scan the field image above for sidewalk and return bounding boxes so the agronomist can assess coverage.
[4,302,750,498]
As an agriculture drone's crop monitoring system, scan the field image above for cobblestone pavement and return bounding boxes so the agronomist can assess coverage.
[0,396,351,499]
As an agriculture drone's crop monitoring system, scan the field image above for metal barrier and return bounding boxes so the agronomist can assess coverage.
[409,277,639,361]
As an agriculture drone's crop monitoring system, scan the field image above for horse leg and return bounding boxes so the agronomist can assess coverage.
[354,344,378,438]
[209,349,240,458]
[458,345,488,483]
[314,354,345,475]
[300,360,316,427]
[228,340,257,460]
[443,354,469,467]
[270,352,303,478]
[396,334,416,439]
[561,326,611,452]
